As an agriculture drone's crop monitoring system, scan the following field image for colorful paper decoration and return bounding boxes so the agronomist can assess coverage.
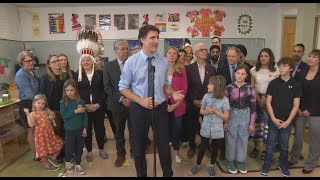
[48,13,65,34]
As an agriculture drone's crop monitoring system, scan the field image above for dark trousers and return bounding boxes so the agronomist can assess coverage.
[112,105,134,157]
[262,120,293,170]
[105,108,116,137]
[84,108,105,151]
[18,99,33,128]
[187,107,202,149]
[181,113,189,143]
[168,112,182,150]
[197,136,224,165]
[130,102,173,177]
[65,129,84,165]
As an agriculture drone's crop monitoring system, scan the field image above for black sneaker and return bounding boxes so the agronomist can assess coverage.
[278,166,290,177]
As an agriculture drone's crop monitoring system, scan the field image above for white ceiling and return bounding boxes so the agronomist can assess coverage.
[11,3,276,8]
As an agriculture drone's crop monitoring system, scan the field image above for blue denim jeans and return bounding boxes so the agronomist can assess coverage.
[168,111,182,150]
[262,120,293,171]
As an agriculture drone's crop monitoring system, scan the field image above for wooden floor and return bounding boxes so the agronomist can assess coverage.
[1,117,319,177]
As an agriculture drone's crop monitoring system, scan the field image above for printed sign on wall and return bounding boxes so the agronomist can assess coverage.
[99,14,111,30]
[48,13,65,34]
[84,14,97,29]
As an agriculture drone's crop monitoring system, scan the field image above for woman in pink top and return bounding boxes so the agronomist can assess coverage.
[165,46,188,164]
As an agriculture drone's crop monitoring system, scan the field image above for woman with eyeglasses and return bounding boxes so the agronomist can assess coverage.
[40,54,70,163]
[14,50,40,161]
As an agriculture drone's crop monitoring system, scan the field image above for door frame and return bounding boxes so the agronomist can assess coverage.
[281,15,297,57]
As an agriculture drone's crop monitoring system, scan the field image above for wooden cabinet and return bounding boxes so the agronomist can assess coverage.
[0,99,29,171]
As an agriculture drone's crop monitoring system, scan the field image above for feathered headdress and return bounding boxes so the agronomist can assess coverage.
[76,27,104,81]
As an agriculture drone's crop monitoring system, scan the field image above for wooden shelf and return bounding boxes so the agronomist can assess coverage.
[0,100,29,171]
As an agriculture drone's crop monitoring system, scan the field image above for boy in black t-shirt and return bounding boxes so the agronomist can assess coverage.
[260,57,301,177]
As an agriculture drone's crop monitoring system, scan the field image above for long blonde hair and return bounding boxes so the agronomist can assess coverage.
[58,53,74,79]
[165,46,183,76]
[32,94,48,111]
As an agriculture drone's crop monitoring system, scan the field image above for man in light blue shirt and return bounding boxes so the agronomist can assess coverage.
[119,25,184,177]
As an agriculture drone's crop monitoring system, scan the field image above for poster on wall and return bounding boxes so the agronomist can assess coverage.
[155,13,166,22]
[164,38,183,51]
[99,14,111,30]
[32,12,40,24]
[114,14,126,30]
[142,14,149,26]
[128,14,139,30]
[154,23,166,32]
[167,13,180,32]
[48,13,65,34]
[84,14,97,29]
[185,8,226,38]
[127,39,140,52]
[238,14,253,35]
[71,13,82,31]
[32,25,41,37]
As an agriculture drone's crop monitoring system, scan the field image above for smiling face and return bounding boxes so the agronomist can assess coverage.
[58,55,68,68]
[22,55,35,71]
[81,56,93,71]
[227,48,239,65]
[140,30,159,55]
[34,98,46,111]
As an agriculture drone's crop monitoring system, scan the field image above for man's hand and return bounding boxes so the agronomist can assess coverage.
[193,99,201,107]
[122,97,131,107]
[273,118,284,128]
[140,97,159,109]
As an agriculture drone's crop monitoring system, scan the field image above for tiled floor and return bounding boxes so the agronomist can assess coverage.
[1,118,319,177]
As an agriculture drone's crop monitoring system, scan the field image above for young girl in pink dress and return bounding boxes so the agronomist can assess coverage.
[24,94,64,171]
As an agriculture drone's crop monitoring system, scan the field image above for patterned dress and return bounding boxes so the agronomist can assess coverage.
[33,111,63,158]
[249,67,279,142]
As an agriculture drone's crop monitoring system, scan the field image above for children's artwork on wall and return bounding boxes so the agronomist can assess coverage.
[238,14,253,35]
[128,14,139,30]
[48,13,65,34]
[168,13,180,22]
[84,14,97,29]
[32,25,41,38]
[154,23,166,32]
[155,13,166,22]
[99,14,111,30]
[114,14,126,30]
[127,39,140,52]
[142,14,149,26]
[71,13,82,31]
[32,12,40,24]
[164,38,183,51]
[168,23,180,32]
[186,8,226,38]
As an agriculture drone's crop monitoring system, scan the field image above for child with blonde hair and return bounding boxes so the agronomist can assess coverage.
[24,94,63,171]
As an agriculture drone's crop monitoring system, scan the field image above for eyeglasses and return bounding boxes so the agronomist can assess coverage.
[23,59,33,64]
[196,49,208,53]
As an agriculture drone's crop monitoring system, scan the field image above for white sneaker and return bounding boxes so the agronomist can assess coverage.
[175,155,183,164]
[65,162,74,173]
[75,165,86,175]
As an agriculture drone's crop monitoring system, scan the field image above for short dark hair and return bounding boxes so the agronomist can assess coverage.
[212,36,221,43]
[178,48,187,54]
[277,56,295,69]
[293,43,305,52]
[235,63,249,75]
[138,25,160,46]
[309,49,320,59]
